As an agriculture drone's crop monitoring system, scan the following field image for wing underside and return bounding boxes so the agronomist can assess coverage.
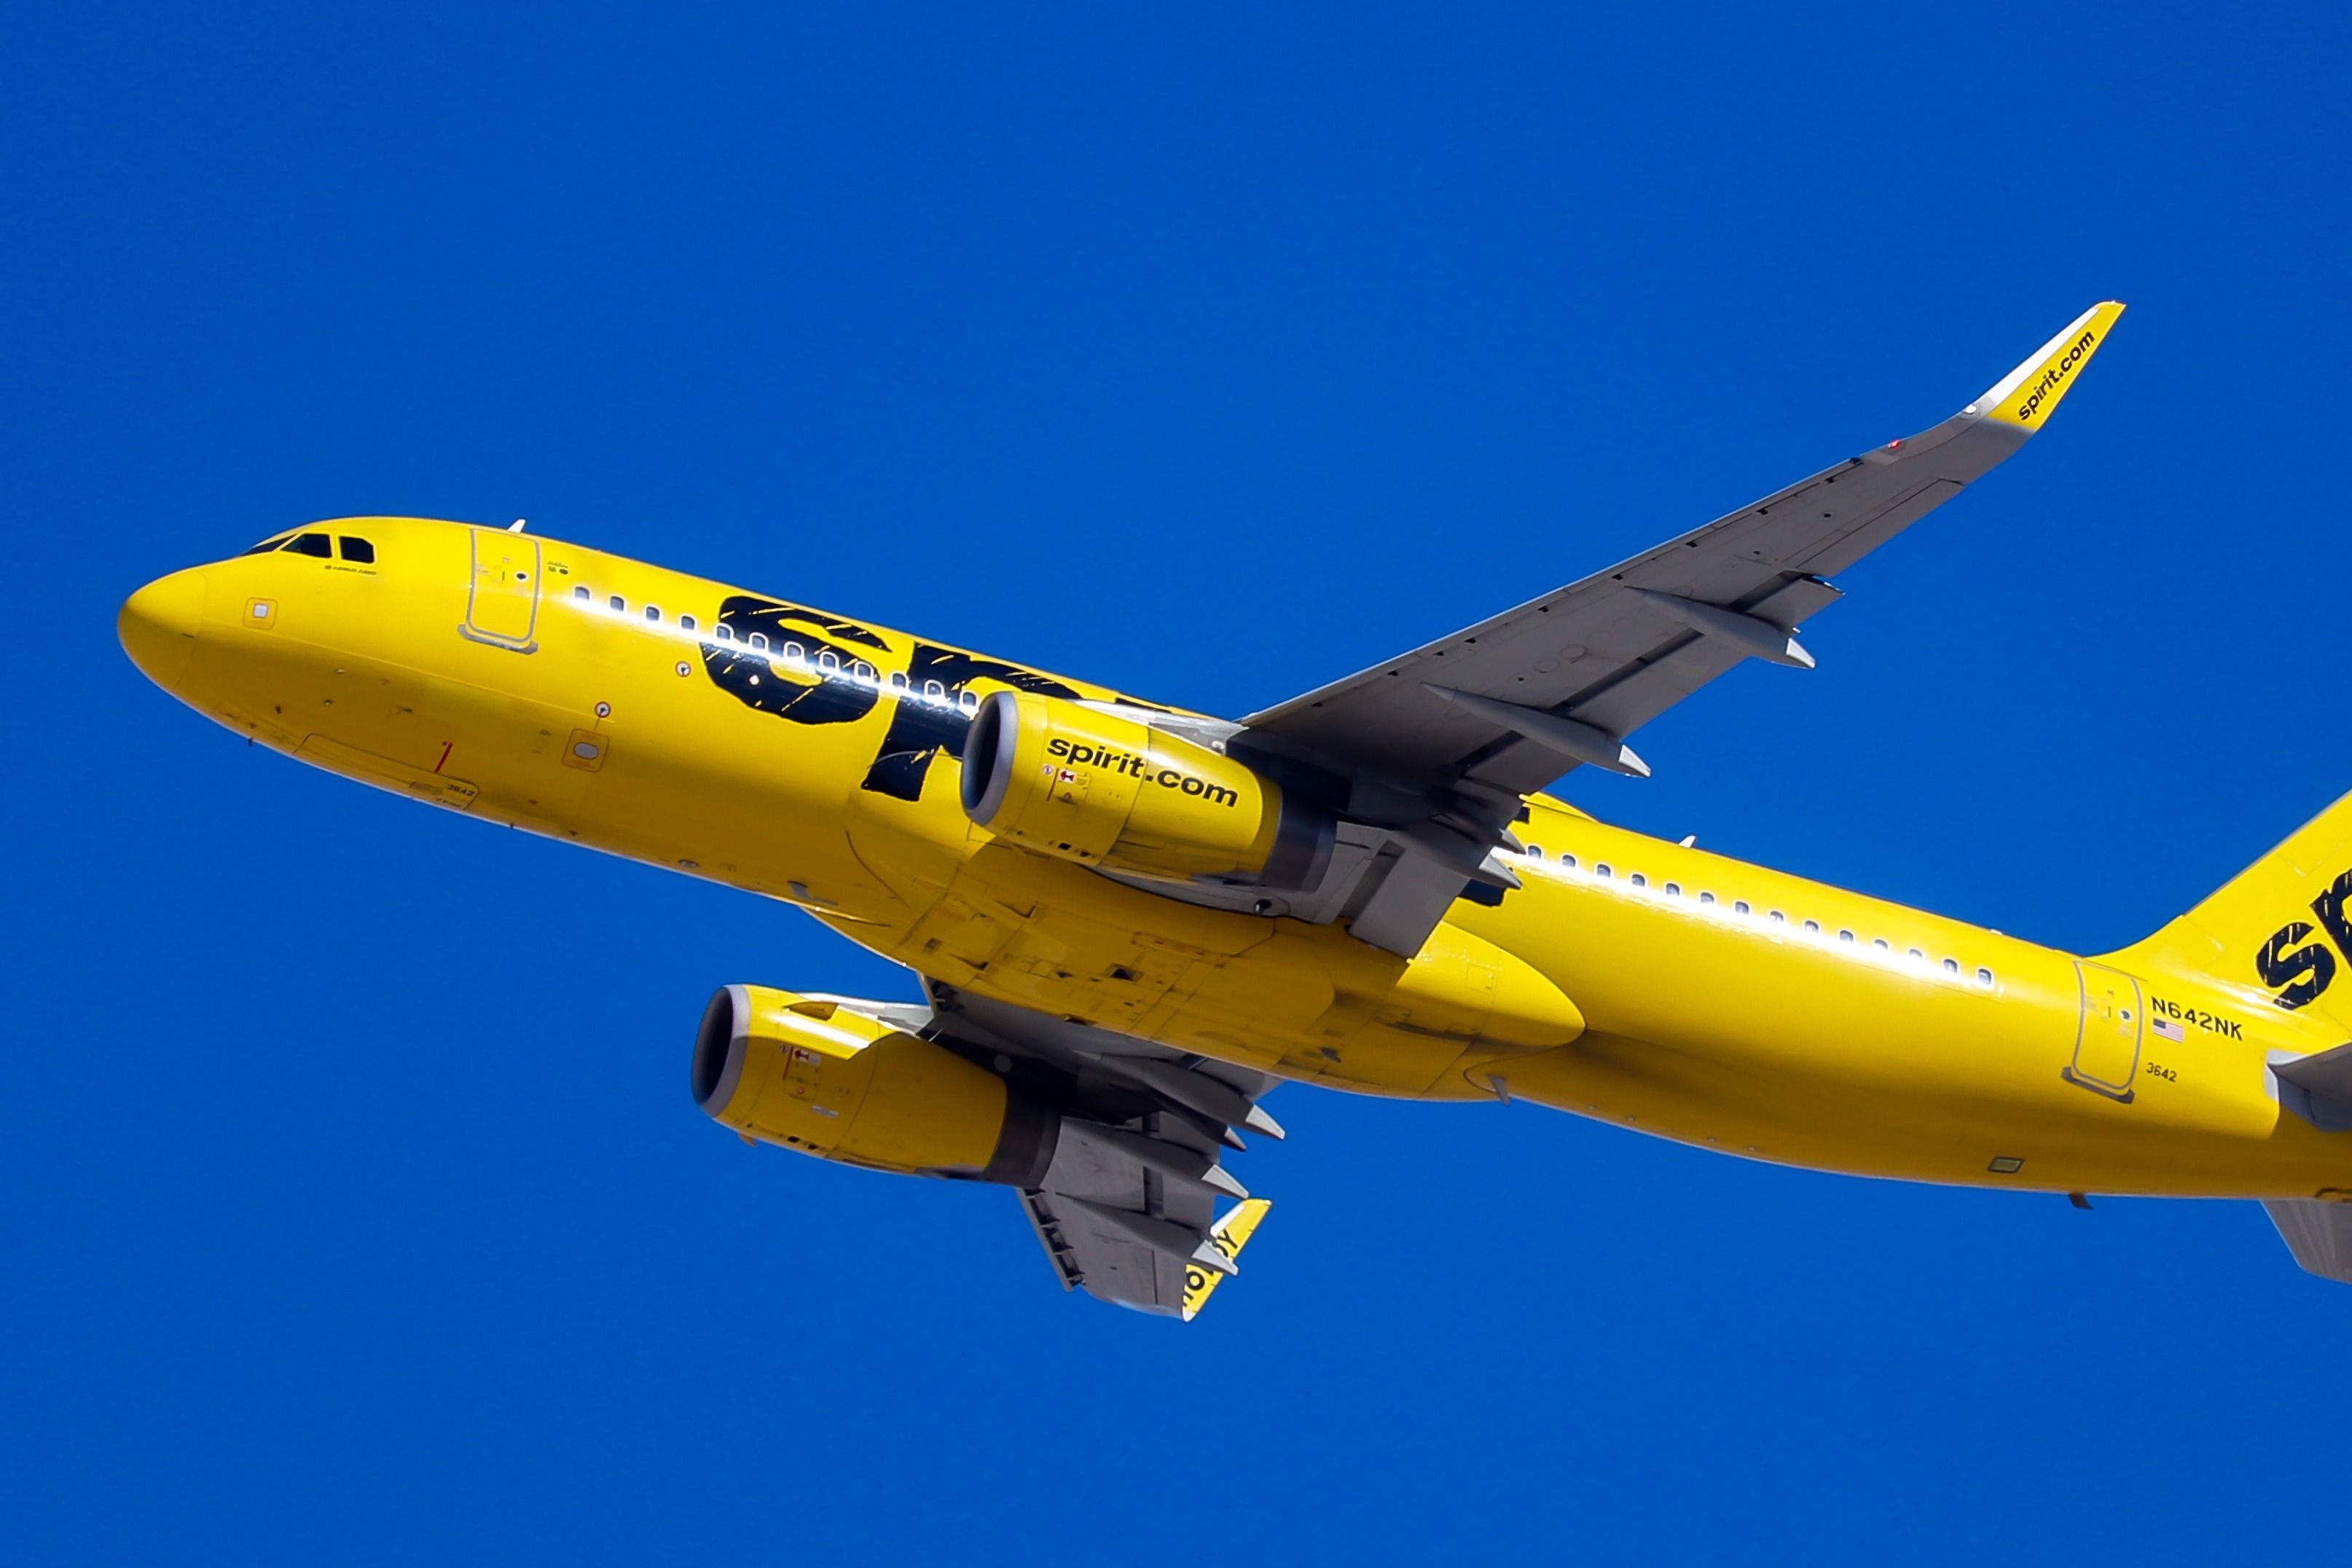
[2265,1199,2352,1285]
[1210,302,2127,955]
[925,984,1285,1318]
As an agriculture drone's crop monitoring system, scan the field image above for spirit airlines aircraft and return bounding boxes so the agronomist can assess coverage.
[119,303,2352,1315]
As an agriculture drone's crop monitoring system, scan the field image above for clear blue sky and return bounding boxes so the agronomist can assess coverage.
[8,5,2349,1562]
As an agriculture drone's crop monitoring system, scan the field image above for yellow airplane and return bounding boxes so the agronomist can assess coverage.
[118,301,2352,1314]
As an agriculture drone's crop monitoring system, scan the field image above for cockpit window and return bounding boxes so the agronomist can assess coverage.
[240,533,294,556]
[285,533,332,558]
[337,536,375,564]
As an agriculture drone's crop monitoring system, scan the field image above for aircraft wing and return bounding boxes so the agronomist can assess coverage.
[1020,1191,1271,1322]
[925,983,1282,1319]
[2264,1199,2352,1285]
[1234,302,2124,954]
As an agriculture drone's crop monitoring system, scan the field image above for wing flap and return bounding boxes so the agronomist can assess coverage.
[1346,841,1488,955]
[2264,1199,2352,1285]
[1785,476,1968,576]
[1020,1189,1191,1310]
[2272,1043,2352,1133]
[929,984,1285,1318]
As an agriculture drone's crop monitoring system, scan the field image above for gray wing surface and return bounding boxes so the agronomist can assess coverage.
[2265,1199,2352,1285]
[1244,310,2127,794]
[925,984,1279,1317]
[1228,304,2124,954]
[1239,432,1977,797]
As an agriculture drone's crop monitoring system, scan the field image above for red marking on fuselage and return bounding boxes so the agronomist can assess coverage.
[434,741,452,774]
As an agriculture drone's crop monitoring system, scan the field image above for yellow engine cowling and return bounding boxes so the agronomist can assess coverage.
[691,985,1058,1183]
[960,691,1333,889]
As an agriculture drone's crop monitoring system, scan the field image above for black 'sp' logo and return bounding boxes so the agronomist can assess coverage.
[2255,868,2352,1009]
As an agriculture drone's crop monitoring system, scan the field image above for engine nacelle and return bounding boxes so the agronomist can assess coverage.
[960,691,1332,890]
[691,985,1057,1183]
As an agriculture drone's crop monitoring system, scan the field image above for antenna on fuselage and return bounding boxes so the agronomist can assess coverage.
[508,519,528,533]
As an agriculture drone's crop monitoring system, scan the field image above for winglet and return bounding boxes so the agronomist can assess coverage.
[1967,301,2125,431]
[1179,1199,1272,1322]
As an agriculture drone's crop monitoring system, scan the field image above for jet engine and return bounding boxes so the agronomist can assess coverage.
[960,691,1333,890]
[691,984,1058,1183]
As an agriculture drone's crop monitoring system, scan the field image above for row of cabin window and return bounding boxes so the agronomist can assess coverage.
[1522,844,1996,989]
[568,584,981,710]
[576,584,716,637]
[241,530,375,563]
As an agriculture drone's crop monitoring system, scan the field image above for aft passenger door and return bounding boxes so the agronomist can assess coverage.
[462,530,541,652]
[2066,960,2142,1102]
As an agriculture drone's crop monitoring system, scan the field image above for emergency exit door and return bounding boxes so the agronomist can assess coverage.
[461,530,541,651]
[2066,960,2142,1102]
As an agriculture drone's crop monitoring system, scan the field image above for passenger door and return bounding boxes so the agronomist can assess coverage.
[2066,960,2142,1102]
[461,530,541,651]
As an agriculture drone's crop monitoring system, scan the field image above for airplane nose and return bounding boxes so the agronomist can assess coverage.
[119,568,208,688]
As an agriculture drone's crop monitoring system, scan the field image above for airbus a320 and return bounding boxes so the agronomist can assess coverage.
[120,302,2352,1314]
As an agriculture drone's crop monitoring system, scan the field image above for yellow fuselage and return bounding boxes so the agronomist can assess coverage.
[121,518,2352,1199]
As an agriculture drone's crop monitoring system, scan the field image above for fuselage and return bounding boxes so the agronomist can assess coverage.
[119,517,2352,1199]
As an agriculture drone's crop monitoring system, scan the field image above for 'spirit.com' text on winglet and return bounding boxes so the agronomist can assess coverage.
[1969,299,2125,432]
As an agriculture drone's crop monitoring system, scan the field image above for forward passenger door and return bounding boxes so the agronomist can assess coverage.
[461,530,541,652]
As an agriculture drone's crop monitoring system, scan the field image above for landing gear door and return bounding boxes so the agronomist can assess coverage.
[462,530,541,652]
[2066,960,2142,1102]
